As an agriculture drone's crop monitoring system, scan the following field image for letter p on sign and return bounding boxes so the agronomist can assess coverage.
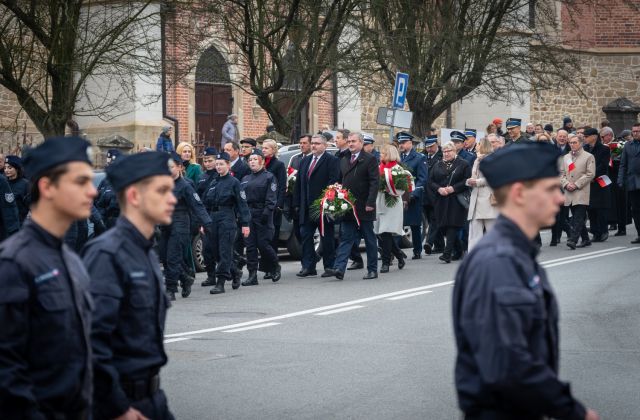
[392,72,409,109]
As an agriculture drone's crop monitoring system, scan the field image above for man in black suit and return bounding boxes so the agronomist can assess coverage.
[293,134,341,277]
[328,132,379,280]
[583,127,612,243]
[225,141,250,181]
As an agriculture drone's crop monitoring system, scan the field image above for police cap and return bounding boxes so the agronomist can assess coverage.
[5,155,22,170]
[216,152,231,162]
[363,133,375,145]
[505,118,522,129]
[169,152,182,164]
[250,149,264,158]
[240,138,257,147]
[203,147,218,156]
[450,131,466,142]
[396,131,414,142]
[464,129,477,138]
[423,134,438,146]
[479,142,561,189]
[106,152,172,192]
[107,149,122,160]
[23,136,92,179]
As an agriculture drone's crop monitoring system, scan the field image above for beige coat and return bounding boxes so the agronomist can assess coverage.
[560,149,595,206]
[467,155,499,221]
[374,190,405,235]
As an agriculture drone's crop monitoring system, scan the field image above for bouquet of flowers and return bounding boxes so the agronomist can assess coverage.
[310,183,358,235]
[286,166,297,193]
[379,164,414,207]
[608,141,624,159]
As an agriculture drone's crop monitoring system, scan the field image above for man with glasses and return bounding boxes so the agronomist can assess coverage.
[239,138,257,163]
[618,123,640,243]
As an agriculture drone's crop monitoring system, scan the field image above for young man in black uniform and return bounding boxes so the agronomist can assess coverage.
[198,147,219,287]
[0,170,20,239]
[82,152,177,420]
[452,142,599,420]
[0,136,95,419]
[95,148,122,229]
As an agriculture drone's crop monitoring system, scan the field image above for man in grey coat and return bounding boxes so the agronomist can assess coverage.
[618,122,640,243]
[221,114,239,147]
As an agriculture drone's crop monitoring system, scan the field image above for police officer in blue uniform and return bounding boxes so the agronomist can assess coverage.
[204,151,251,294]
[397,131,428,259]
[197,147,219,287]
[160,152,212,300]
[82,152,177,420]
[452,130,475,166]
[362,134,380,162]
[95,149,122,228]
[452,142,599,420]
[241,149,281,285]
[4,155,30,223]
[0,172,19,240]
[0,136,94,419]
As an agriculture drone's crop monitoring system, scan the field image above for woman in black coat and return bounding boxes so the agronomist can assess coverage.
[428,143,471,263]
[4,155,30,223]
[262,139,287,272]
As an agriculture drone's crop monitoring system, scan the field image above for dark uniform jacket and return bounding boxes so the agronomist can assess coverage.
[265,157,286,210]
[293,152,341,224]
[172,176,212,227]
[0,174,20,240]
[401,148,428,226]
[203,173,251,227]
[429,157,470,227]
[0,220,92,419]
[618,139,640,191]
[82,217,171,419]
[423,148,443,206]
[95,178,119,228]
[197,169,218,199]
[241,169,277,225]
[452,215,586,420]
[7,176,29,223]
[339,151,379,222]
[231,158,250,181]
[583,140,611,209]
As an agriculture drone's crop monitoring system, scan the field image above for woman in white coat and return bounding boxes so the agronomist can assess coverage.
[374,144,407,273]
[466,137,499,251]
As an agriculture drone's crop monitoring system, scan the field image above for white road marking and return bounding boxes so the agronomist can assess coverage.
[315,305,364,316]
[164,337,193,344]
[542,247,640,268]
[222,322,281,333]
[387,291,433,300]
[540,247,625,265]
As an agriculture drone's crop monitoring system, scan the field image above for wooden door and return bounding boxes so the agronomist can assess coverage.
[195,83,233,150]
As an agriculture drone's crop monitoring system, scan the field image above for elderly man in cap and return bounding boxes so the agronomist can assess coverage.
[452,141,599,420]
[504,118,530,145]
[397,131,428,259]
[463,129,478,156]
[82,152,177,420]
[582,127,611,243]
[422,134,445,254]
[451,130,475,166]
[363,133,380,162]
[0,136,95,419]
[239,137,257,163]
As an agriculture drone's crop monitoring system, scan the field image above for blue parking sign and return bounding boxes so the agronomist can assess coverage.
[392,72,409,109]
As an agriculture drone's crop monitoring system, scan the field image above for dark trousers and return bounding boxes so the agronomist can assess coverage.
[551,207,570,242]
[334,220,377,273]
[203,228,216,279]
[269,209,282,257]
[211,211,237,281]
[409,225,422,255]
[424,205,444,249]
[442,226,459,258]
[130,389,174,420]
[629,190,640,236]
[564,205,589,243]
[379,232,404,265]
[588,207,609,238]
[245,211,277,273]
[301,219,335,271]
[160,217,190,293]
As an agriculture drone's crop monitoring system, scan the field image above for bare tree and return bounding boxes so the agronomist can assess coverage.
[359,0,582,136]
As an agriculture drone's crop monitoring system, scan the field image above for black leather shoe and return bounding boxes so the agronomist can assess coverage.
[631,237,640,244]
[168,291,176,301]
[362,271,378,279]
[439,254,451,263]
[576,240,592,248]
[210,280,225,295]
[566,241,576,250]
[614,230,626,236]
[411,253,421,260]
[380,264,389,273]
[271,264,282,282]
[181,276,194,298]
[232,274,241,290]
[321,269,335,278]
[296,268,317,278]
[398,257,405,269]
[549,240,558,247]
[347,261,364,270]
[592,233,608,242]
[423,243,432,255]
[242,271,259,286]
[201,276,216,287]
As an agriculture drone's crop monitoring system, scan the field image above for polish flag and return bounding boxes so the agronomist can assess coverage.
[568,162,575,172]
[596,175,612,188]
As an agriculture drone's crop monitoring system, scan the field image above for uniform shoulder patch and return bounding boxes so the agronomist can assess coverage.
[271,182,277,192]
[4,193,14,203]
[193,192,201,202]
[240,190,247,200]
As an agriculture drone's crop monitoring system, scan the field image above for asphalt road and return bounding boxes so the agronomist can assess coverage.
[162,230,640,419]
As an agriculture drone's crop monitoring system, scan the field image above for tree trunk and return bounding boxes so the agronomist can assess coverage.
[408,98,437,138]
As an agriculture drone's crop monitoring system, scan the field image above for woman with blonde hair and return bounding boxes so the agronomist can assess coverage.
[176,141,202,185]
[374,144,407,273]
[466,137,499,251]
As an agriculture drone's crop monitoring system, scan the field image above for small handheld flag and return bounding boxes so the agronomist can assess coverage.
[568,162,576,172]
[596,175,612,188]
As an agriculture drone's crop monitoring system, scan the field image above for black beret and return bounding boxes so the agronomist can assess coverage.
[203,147,218,156]
[5,155,22,170]
[584,128,599,137]
[216,152,231,162]
[169,152,182,164]
[106,152,172,192]
[23,136,92,179]
[479,142,561,190]
[240,138,257,147]
[250,149,264,158]
[107,149,122,160]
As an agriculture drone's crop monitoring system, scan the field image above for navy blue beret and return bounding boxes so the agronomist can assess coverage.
[240,138,257,147]
[23,136,92,179]
[396,131,414,142]
[450,131,466,142]
[203,147,218,156]
[107,149,122,160]
[479,142,561,189]
[216,152,231,162]
[169,152,182,164]
[106,152,172,192]
[584,128,598,137]
[423,134,438,146]
[250,149,263,158]
[464,129,477,138]
[505,118,522,128]
[5,155,22,170]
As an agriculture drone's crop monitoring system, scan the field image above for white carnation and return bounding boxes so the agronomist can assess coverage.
[329,205,335,211]
[323,202,329,209]
[337,192,345,199]
[341,203,348,210]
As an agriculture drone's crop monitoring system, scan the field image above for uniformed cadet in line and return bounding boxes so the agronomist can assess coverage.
[160,152,212,300]
[82,152,177,420]
[0,171,20,240]
[0,136,95,419]
[452,142,599,420]
[203,151,251,294]
[4,155,30,223]
[241,149,281,285]
[197,147,219,287]
[95,149,122,228]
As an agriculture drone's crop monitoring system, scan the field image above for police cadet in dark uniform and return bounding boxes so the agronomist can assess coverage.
[0,171,20,240]
[0,136,94,419]
[452,142,599,420]
[95,149,122,229]
[197,147,219,287]
[161,152,212,300]
[82,152,177,420]
[4,155,30,223]
[204,151,251,294]
[241,149,281,285]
